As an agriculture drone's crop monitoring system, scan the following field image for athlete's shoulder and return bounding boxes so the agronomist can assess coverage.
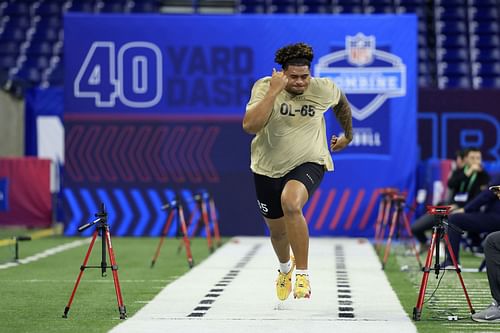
[311,77,335,88]
[309,77,336,93]
[253,76,271,87]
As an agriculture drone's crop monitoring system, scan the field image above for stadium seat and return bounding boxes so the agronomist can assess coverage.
[437,61,470,76]
[5,15,31,30]
[130,0,160,13]
[436,47,468,62]
[436,34,468,48]
[25,40,52,57]
[471,62,500,76]
[97,1,128,13]
[0,54,16,71]
[395,5,425,17]
[299,2,333,14]
[0,41,20,55]
[3,2,30,16]
[468,0,497,6]
[473,76,500,89]
[470,35,500,48]
[238,0,267,14]
[36,15,62,30]
[435,20,467,35]
[434,0,465,7]
[435,6,466,21]
[469,21,499,35]
[470,48,500,62]
[335,5,363,14]
[268,0,297,14]
[35,1,62,16]
[469,6,498,21]
[365,5,394,14]
[438,75,471,89]
[0,25,26,41]
[15,65,41,84]
[66,1,96,13]
[30,27,59,43]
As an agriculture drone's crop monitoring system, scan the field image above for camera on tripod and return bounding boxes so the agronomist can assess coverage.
[413,204,475,320]
[426,205,452,217]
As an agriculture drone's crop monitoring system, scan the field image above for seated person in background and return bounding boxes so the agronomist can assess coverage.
[447,148,490,250]
[471,185,500,322]
[444,174,500,268]
[411,148,490,250]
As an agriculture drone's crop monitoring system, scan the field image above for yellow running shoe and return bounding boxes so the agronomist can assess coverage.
[276,257,295,301]
[293,274,311,299]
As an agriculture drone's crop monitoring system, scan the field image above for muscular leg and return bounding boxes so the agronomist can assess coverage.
[264,216,291,264]
[281,180,309,270]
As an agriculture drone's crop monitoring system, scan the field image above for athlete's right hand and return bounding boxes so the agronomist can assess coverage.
[269,68,288,94]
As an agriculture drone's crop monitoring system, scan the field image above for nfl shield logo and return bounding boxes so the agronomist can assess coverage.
[347,33,375,66]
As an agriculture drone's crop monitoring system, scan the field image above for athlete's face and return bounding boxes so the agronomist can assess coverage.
[284,65,311,95]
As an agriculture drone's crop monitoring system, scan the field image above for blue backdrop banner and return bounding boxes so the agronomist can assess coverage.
[64,14,417,237]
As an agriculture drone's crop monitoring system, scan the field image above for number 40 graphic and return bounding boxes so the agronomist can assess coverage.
[74,41,163,108]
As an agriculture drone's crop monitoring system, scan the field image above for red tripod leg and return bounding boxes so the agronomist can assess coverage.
[443,233,475,314]
[401,212,423,268]
[413,228,438,320]
[177,207,198,253]
[105,229,127,319]
[200,199,213,253]
[374,195,387,251]
[151,210,175,268]
[209,197,222,247]
[178,205,194,268]
[62,231,98,318]
[382,208,399,269]
[377,198,392,254]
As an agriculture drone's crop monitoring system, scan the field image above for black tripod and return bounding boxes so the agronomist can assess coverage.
[62,203,126,319]
[413,206,475,321]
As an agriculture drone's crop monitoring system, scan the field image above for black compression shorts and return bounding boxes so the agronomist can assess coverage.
[253,162,325,219]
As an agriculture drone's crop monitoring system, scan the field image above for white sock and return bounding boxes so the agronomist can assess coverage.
[296,269,308,276]
[279,259,292,274]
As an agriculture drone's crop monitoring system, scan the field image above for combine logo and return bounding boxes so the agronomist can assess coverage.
[314,33,406,121]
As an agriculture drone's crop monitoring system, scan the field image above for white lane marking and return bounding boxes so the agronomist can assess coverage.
[0,239,91,270]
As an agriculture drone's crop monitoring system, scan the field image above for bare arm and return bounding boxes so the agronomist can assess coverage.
[242,69,287,134]
[330,92,353,152]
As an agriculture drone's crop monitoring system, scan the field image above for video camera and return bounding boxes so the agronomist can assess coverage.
[426,205,452,216]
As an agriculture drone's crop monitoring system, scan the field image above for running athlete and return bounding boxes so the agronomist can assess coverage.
[242,42,353,300]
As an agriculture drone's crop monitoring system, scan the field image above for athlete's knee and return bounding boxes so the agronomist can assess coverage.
[281,195,303,217]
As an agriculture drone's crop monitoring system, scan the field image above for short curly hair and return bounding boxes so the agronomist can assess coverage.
[274,42,314,69]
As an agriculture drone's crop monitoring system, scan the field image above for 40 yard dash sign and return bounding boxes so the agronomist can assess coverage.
[74,41,163,108]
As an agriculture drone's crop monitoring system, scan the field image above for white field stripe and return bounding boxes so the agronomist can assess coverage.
[0,279,178,283]
[110,237,417,333]
[0,239,91,270]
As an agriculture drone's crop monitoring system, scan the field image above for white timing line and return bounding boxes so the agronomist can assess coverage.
[0,239,91,270]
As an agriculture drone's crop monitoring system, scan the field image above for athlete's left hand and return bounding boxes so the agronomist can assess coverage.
[330,135,350,152]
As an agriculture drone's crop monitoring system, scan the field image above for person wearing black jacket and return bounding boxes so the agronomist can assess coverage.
[471,184,500,322]
[446,148,490,208]
[444,174,500,268]
[411,148,490,248]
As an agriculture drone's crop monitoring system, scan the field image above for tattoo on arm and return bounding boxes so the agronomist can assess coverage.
[333,93,353,140]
